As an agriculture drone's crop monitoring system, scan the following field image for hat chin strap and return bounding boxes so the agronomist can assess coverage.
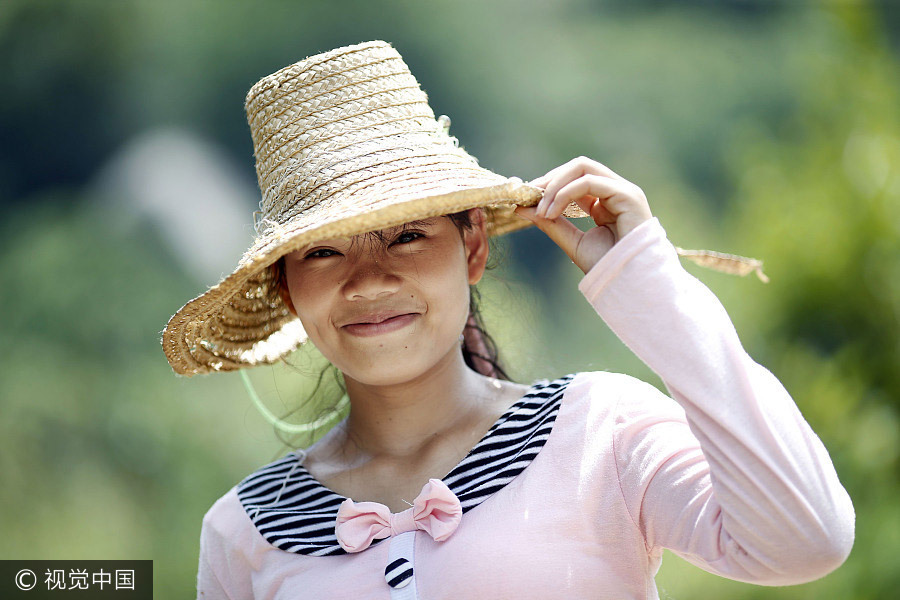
[240,370,350,434]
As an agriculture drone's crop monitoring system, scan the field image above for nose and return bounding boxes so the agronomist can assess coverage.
[341,254,402,301]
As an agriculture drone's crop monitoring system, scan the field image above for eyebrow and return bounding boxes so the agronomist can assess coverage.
[299,218,439,254]
[376,218,437,236]
[389,218,435,230]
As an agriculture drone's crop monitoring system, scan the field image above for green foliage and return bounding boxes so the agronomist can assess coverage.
[710,7,900,597]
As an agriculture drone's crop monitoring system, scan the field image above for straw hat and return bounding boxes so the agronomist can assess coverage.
[162,40,767,377]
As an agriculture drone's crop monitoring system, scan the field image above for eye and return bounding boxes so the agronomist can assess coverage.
[304,248,341,259]
[392,231,425,246]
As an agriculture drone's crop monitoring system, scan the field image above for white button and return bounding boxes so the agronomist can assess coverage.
[384,557,413,589]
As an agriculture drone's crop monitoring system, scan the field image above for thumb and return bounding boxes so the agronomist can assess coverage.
[514,206,586,268]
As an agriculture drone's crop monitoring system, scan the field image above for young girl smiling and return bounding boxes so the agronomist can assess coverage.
[163,41,854,599]
[278,209,533,513]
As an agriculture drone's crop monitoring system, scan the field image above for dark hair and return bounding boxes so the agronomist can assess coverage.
[267,209,511,452]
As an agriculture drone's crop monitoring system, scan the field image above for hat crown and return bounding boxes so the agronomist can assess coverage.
[243,41,466,236]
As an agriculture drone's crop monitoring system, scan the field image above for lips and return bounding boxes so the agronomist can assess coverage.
[340,310,420,337]
[343,310,416,326]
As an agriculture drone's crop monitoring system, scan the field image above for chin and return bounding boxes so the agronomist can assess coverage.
[337,342,458,387]
[343,352,434,386]
[348,370,423,387]
[316,319,467,387]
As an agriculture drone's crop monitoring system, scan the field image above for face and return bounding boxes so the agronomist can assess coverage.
[282,211,489,386]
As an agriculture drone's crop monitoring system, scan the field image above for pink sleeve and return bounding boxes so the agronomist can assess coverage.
[578,217,855,585]
[196,488,255,600]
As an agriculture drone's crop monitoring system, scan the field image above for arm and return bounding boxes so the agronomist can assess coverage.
[579,216,855,584]
[519,156,854,585]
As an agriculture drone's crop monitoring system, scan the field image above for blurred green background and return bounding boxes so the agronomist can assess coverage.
[2,0,898,597]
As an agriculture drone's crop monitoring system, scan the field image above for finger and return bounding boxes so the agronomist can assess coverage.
[529,160,584,194]
[538,162,612,216]
[528,174,551,188]
[543,155,623,184]
[513,205,539,221]
[537,157,624,216]
[526,213,586,266]
[545,174,630,221]
[543,175,610,220]
[589,199,617,225]
[529,164,569,188]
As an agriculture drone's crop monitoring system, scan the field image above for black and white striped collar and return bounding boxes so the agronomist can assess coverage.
[236,374,574,556]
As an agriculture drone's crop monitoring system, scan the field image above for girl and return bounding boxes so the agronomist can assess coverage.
[162,41,854,599]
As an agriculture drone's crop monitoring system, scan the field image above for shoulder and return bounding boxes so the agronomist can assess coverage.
[198,484,273,599]
[559,372,693,471]
[561,371,686,425]
[561,370,667,401]
[202,454,314,558]
[204,453,300,537]
[201,485,251,540]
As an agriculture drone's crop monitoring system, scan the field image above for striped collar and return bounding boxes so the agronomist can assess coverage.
[236,374,574,556]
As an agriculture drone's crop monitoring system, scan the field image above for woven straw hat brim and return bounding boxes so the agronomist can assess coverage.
[161,179,583,377]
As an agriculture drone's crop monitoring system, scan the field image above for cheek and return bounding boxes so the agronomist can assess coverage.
[293,299,324,339]
[284,270,331,342]
[426,257,472,335]
[293,291,330,338]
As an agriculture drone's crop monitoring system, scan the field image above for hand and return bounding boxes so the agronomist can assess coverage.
[514,156,653,274]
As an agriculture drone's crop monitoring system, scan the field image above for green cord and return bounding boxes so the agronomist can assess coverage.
[239,369,350,434]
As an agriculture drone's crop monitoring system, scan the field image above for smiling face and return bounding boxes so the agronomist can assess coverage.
[281,211,489,387]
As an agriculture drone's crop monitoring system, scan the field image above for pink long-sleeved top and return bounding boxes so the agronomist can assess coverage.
[197,217,855,599]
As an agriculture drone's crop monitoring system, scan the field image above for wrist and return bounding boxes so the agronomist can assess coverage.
[616,212,653,240]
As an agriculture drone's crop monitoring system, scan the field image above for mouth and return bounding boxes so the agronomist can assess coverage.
[341,312,420,337]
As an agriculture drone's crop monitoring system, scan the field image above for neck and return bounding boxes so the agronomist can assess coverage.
[339,347,496,461]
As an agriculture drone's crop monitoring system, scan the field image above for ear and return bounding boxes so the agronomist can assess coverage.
[280,284,298,316]
[275,263,298,316]
[464,208,490,285]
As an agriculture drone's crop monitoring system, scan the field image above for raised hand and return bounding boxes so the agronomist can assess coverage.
[515,156,653,274]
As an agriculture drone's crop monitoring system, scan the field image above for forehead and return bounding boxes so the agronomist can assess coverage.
[309,216,448,247]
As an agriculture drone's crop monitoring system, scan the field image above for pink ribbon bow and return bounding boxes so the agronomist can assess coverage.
[335,478,462,553]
